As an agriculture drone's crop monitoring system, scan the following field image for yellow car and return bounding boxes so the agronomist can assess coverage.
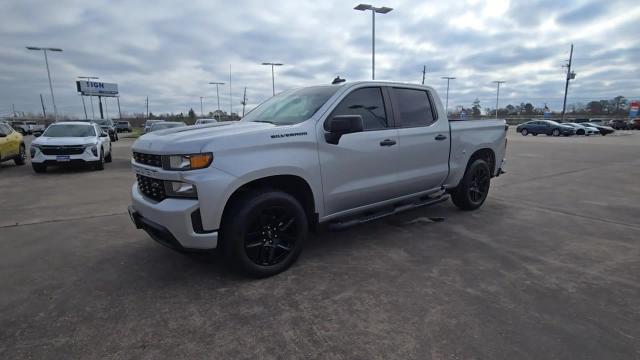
[0,121,26,166]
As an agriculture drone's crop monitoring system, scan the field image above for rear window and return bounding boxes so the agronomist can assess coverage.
[391,88,436,127]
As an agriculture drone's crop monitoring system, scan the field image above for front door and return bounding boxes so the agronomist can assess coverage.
[317,86,402,216]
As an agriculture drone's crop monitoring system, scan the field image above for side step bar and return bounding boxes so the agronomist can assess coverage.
[328,193,450,231]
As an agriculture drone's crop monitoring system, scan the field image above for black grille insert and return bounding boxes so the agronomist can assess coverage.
[133,152,163,168]
[137,174,166,202]
[40,145,86,155]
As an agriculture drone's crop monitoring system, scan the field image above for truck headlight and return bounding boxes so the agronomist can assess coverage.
[164,181,197,198]
[165,153,213,170]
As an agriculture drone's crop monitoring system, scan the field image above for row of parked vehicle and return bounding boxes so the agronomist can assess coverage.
[516,120,617,137]
[141,118,218,133]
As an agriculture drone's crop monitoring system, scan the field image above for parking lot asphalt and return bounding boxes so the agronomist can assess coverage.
[1,131,639,359]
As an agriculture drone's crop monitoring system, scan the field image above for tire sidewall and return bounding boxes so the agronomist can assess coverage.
[223,191,307,277]
[452,159,491,211]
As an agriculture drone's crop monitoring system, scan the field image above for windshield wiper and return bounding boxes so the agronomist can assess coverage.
[252,120,275,124]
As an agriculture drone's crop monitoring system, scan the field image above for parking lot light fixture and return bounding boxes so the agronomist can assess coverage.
[354,4,393,80]
[441,77,456,114]
[492,81,505,118]
[27,46,63,121]
[208,82,225,117]
[261,62,283,96]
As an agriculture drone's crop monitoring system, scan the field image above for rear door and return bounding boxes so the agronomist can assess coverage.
[391,87,450,195]
[317,86,402,215]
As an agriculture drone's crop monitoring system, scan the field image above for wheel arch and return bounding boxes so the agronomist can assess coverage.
[468,148,496,177]
[221,174,318,232]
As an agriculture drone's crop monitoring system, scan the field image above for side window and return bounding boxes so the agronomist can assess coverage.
[0,124,8,135]
[329,87,388,130]
[391,88,436,127]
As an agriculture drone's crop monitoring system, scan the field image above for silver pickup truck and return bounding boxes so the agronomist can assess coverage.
[128,81,507,277]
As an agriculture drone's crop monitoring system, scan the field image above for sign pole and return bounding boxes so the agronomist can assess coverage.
[80,94,88,120]
[117,97,122,119]
[98,96,104,119]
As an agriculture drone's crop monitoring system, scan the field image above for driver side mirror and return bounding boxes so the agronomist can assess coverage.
[33,131,42,137]
[100,132,108,137]
[325,115,364,145]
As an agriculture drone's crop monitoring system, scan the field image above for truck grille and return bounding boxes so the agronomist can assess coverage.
[137,174,166,201]
[133,152,163,168]
[40,145,86,155]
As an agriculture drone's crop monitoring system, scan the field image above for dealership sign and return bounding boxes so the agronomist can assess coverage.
[76,81,118,97]
[630,100,639,118]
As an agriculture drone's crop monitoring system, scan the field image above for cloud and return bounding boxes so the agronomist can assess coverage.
[0,0,638,118]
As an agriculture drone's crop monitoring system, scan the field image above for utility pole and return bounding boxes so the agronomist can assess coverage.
[421,65,426,85]
[441,76,456,115]
[492,81,505,118]
[40,94,47,118]
[12,104,17,118]
[145,96,149,118]
[241,87,247,117]
[561,44,576,122]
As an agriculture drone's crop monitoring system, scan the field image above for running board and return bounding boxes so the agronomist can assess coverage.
[328,193,450,231]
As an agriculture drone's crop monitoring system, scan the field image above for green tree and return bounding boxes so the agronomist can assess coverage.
[188,108,196,119]
[471,98,481,117]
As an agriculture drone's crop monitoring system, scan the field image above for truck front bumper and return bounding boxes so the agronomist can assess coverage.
[129,184,219,250]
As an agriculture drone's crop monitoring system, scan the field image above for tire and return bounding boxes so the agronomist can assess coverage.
[521,129,528,136]
[221,189,308,278]
[450,158,491,211]
[578,129,585,135]
[94,148,105,170]
[32,163,46,173]
[14,144,26,166]
[105,149,112,163]
[552,129,560,136]
[532,133,538,136]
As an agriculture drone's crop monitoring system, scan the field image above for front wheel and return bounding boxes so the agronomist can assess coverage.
[450,158,491,211]
[14,144,26,165]
[552,129,561,136]
[221,189,307,278]
[93,148,105,170]
[521,129,528,136]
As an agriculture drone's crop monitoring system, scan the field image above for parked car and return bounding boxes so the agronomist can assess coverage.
[606,119,628,130]
[93,119,118,141]
[564,122,599,136]
[143,119,164,133]
[26,121,45,133]
[116,121,132,133]
[30,122,112,172]
[128,81,508,277]
[0,121,26,166]
[147,121,187,132]
[7,120,30,135]
[581,123,615,136]
[516,120,576,136]
[629,118,640,130]
[195,118,218,125]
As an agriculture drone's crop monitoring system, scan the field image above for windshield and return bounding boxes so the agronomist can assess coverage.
[242,86,340,125]
[118,121,129,125]
[94,120,113,126]
[42,124,96,137]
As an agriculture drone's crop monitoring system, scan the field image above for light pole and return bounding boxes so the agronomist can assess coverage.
[78,76,99,120]
[27,46,62,121]
[492,81,505,118]
[209,82,225,119]
[441,77,456,114]
[199,96,205,117]
[261,62,283,96]
[354,4,393,80]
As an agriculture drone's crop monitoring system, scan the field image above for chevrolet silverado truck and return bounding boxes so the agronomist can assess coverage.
[128,81,507,277]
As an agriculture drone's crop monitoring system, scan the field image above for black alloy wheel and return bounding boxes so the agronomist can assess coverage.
[244,205,298,266]
[450,158,491,211]
[467,164,490,205]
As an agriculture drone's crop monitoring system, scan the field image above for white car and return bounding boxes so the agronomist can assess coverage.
[565,122,599,136]
[30,121,112,173]
[195,118,218,125]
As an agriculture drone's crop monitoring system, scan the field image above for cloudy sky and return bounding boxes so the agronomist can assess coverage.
[1,0,639,118]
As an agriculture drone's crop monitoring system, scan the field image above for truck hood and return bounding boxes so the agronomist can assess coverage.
[32,136,97,146]
[132,121,275,154]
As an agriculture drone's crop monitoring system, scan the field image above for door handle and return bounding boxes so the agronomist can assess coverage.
[435,134,447,141]
[379,139,396,146]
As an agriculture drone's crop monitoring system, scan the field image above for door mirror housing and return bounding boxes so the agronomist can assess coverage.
[33,131,42,137]
[325,115,364,145]
[100,132,108,137]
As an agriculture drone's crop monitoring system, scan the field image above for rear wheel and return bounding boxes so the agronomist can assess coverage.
[14,144,26,165]
[552,129,561,136]
[221,189,307,278]
[450,158,491,211]
[521,129,528,136]
[577,129,585,135]
[32,163,46,173]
